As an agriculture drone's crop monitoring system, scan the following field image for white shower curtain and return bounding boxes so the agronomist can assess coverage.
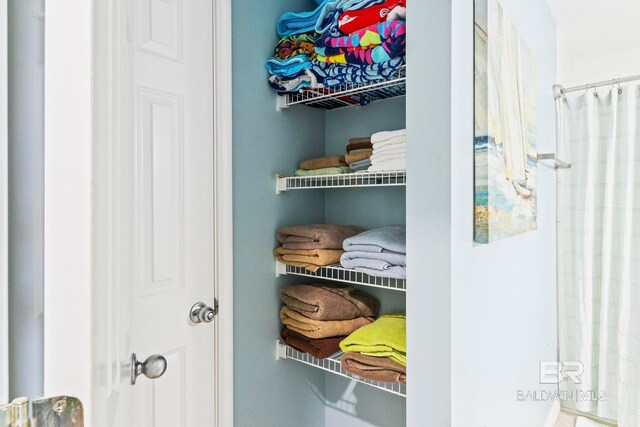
[558,85,640,426]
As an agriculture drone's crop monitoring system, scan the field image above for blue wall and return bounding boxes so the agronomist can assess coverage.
[232,0,327,425]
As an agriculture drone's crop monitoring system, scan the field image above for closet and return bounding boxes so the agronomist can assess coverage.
[273,45,408,422]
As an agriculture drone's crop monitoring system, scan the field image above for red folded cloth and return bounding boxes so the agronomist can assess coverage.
[281,327,344,359]
[338,0,406,35]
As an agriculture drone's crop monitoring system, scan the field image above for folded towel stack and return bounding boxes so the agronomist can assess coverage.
[280,284,379,358]
[368,129,406,172]
[340,313,406,383]
[294,155,351,176]
[340,226,406,278]
[275,224,365,272]
[266,0,406,94]
[344,137,373,172]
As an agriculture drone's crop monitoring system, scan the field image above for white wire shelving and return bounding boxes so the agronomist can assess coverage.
[276,65,406,111]
[275,170,406,193]
[276,262,406,292]
[276,340,406,397]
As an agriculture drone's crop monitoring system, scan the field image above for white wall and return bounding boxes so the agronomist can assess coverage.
[450,0,558,426]
[7,0,45,400]
[0,0,8,405]
[550,0,640,86]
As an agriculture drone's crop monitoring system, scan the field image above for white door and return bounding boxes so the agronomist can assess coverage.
[93,0,216,425]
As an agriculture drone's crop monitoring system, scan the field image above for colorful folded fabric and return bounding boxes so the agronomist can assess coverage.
[294,166,351,176]
[346,137,373,152]
[281,327,344,359]
[280,306,373,339]
[277,224,365,250]
[340,314,406,366]
[343,226,406,253]
[341,352,406,383]
[310,56,404,88]
[268,70,322,93]
[338,0,406,35]
[315,21,405,65]
[316,0,386,37]
[274,247,344,272]
[316,20,405,52]
[274,33,318,60]
[280,284,379,320]
[266,55,313,77]
[299,155,346,170]
[345,150,372,164]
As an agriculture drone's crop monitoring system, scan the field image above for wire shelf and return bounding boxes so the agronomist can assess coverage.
[276,66,406,111]
[276,340,407,397]
[275,170,406,193]
[276,262,406,292]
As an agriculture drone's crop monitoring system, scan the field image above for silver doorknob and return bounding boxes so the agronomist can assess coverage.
[190,301,218,324]
[131,353,167,385]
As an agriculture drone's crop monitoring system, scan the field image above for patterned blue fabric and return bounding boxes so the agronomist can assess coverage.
[277,0,339,37]
[309,56,403,88]
[265,55,313,77]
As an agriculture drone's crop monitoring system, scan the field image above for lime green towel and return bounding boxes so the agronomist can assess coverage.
[339,314,406,366]
[294,166,351,176]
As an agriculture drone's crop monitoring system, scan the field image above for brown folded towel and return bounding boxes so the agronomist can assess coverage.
[277,224,365,250]
[274,248,344,272]
[281,327,344,359]
[346,137,373,153]
[280,284,379,320]
[345,150,373,165]
[280,306,373,339]
[299,155,346,170]
[341,353,406,384]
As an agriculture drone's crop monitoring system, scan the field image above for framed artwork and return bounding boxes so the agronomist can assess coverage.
[474,0,538,244]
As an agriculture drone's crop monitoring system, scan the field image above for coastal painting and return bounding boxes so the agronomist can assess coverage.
[474,0,538,244]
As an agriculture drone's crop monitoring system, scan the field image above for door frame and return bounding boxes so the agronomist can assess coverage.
[0,0,8,405]
[44,0,234,425]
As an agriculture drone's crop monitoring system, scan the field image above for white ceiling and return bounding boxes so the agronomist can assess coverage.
[546,0,640,59]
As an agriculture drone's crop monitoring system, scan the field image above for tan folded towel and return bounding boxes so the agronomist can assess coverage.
[280,284,379,320]
[341,353,406,384]
[280,306,373,339]
[274,248,344,272]
[345,150,373,165]
[299,155,346,170]
[277,224,365,250]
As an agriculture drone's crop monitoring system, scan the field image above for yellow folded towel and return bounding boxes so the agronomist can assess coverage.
[274,247,344,272]
[280,306,374,339]
[339,314,406,366]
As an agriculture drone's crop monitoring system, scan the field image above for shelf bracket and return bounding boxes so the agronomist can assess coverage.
[538,153,571,170]
[275,174,288,194]
[275,260,286,277]
[276,339,288,360]
[275,94,289,112]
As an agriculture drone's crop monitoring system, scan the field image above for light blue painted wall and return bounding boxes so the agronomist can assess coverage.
[232,0,328,425]
[324,98,407,427]
[449,0,558,425]
[8,0,44,400]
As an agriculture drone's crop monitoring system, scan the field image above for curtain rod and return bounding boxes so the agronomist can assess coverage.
[553,74,640,100]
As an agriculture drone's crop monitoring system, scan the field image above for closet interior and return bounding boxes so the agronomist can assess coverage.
[265,1,408,421]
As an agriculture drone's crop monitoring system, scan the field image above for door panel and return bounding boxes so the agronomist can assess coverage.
[131,0,214,426]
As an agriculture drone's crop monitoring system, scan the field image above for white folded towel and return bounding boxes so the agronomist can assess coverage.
[371,129,406,144]
[372,135,407,150]
[368,158,406,172]
[371,151,406,163]
[371,145,406,158]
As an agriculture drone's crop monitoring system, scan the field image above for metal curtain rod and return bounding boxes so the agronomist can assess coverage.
[553,73,640,100]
